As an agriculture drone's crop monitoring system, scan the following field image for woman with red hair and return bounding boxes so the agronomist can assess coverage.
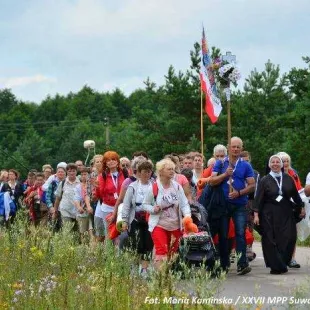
[94,151,127,241]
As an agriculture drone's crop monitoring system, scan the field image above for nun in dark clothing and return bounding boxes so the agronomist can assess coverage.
[253,155,305,274]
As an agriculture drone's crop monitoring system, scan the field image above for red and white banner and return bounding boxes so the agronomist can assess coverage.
[200,28,222,123]
[200,68,222,123]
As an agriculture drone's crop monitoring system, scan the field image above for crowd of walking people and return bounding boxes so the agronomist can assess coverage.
[1,136,309,277]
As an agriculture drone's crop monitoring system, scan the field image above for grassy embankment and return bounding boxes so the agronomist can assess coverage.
[0,216,225,310]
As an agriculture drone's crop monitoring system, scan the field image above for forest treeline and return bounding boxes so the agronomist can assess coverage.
[0,44,309,181]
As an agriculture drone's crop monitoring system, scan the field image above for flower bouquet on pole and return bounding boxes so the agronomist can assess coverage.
[218,63,241,101]
[211,52,241,192]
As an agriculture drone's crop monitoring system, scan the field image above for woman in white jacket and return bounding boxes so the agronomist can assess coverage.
[121,161,154,276]
[142,158,191,270]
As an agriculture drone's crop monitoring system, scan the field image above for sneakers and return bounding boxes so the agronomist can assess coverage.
[237,265,251,275]
[288,259,301,268]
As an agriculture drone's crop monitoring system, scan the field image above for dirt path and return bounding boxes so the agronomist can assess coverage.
[216,242,310,309]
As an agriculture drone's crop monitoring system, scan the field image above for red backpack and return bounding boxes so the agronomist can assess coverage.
[152,182,158,200]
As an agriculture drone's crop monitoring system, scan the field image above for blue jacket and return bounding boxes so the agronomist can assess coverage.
[0,192,17,220]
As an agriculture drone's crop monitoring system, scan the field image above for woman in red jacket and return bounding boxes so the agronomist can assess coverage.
[94,151,127,240]
[278,152,302,191]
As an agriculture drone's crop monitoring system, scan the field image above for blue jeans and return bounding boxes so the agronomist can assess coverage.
[228,203,248,267]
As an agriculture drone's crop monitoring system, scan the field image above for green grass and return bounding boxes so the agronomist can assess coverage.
[297,236,310,247]
[253,230,261,242]
[0,215,225,310]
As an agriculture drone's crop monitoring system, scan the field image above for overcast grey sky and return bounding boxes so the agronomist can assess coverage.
[0,0,309,103]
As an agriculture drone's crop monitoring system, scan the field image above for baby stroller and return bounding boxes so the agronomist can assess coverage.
[176,202,216,273]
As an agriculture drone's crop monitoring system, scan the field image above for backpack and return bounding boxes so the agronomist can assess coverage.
[50,180,58,203]
[152,182,158,201]
[59,180,66,200]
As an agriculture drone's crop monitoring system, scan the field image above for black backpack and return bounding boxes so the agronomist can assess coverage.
[50,180,61,203]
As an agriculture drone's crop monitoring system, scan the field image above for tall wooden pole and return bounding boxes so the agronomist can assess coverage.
[221,52,236,193]
[227,100,231,145]
[225,87,233,192]
[200,90,204,157]
[105,117,110,149]
[227,100,233,192]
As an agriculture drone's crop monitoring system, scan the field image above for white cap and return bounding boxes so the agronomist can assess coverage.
[57,162,67,169]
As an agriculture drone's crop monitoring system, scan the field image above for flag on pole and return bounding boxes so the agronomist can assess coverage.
[200,28,222,123]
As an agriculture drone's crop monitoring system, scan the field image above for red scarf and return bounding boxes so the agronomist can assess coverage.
[288,169,302,191]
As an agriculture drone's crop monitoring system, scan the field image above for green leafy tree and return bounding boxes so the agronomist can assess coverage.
[107,88,131,121]
[0,89,19,114]
[7,129,51,171]
[232,60,291,174]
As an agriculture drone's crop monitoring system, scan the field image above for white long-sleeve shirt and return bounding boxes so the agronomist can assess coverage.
[42,174,57,191]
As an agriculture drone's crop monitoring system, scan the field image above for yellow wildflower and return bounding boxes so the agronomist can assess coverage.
[35,250,43,259]
[18,241,25,249]
[30,246,37,253]
[0,302,8,310]
[12,283,23,289]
